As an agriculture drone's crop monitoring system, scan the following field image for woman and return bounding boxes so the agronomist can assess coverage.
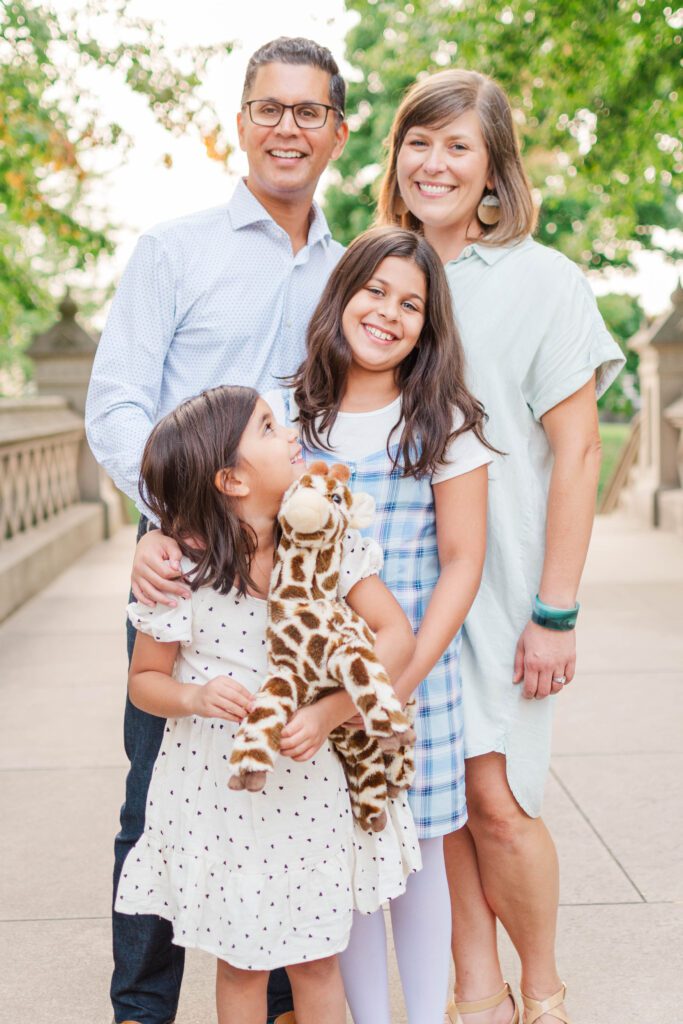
[376,69,624,1024]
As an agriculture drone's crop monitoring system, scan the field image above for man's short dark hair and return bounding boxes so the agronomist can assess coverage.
[241,37,345,119]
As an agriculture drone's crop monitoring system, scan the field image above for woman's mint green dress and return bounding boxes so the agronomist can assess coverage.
[445,237,625,816]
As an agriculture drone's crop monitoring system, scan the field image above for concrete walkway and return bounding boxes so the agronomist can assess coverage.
[1,516,682,1022]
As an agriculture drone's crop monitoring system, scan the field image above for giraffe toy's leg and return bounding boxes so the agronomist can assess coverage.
[331,727,388,832]
[228,668,304,791]
[384,698,417,796]
[326,638,411,741]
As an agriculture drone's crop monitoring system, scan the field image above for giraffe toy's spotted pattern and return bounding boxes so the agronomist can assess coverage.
[228,461,416,830]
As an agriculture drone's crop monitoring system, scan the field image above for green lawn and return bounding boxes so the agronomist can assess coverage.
[598,421,631,503]
[124,495,140,525]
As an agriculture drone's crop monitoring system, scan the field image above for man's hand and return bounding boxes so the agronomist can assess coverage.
[280,703,333,762]
[186,676,254,722]
[513,619,576,700]
[132,530,189,606]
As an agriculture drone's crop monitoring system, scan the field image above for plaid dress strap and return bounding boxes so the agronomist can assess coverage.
[284,392,466,838]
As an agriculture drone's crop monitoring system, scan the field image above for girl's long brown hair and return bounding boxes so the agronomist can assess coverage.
[289,226,495,478]
[377,69,536,246]
[139,385,260,596]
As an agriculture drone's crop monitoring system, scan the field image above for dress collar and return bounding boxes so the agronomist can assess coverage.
[448,235,532,266]
[227,178,332,246]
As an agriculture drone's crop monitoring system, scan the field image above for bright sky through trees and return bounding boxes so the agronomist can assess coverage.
[17,0,683,320]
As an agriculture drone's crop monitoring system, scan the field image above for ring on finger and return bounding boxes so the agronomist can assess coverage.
[552,675,567,685]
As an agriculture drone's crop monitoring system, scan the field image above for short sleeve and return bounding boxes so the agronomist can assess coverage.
[432,407,494,485]
[521,258,626,421]
[127,592,193,644]
[338,528,384,599]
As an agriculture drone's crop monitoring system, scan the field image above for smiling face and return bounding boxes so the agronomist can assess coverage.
[396,108,492,238]
[237,62,348,206]
[341,256,427,377]
[230,398,305,512]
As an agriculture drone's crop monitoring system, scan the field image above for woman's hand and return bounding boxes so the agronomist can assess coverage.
[132,530,189,606]
[513,620,576,699]
[186,676,254,722]
[280,703,333,762]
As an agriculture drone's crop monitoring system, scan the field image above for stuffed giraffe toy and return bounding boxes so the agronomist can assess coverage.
[228,461,416,831]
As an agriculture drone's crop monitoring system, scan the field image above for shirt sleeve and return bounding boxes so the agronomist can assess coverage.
[127,591,193,645]
[432,407,494,485]
[338,528,384,599]
[521,259,626,421]
[85,233,177,511]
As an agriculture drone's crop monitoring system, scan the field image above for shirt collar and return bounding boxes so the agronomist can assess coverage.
[227,178,332,246]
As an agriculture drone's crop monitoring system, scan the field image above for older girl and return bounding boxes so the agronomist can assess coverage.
[377,70,625,1024]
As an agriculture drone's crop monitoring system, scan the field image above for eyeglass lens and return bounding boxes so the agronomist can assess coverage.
[249,101,329,128]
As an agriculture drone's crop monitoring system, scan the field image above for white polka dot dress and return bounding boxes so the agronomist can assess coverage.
[115,533,421,969]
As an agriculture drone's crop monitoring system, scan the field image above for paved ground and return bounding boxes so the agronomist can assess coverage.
[1,515,682,1022]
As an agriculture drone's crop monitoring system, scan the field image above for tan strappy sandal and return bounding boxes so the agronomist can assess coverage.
[447,981,519,1024]
[521,982,572,1024]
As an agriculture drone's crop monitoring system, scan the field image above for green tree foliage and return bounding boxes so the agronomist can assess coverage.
[0,0,232,391]
[596,292,644,418]
[327,0,682,268]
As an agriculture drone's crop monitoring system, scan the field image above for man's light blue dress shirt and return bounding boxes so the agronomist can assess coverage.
[85,179,344,514]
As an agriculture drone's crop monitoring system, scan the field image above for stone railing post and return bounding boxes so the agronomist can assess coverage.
[622,283,683,532]
[26,294,123,534]
[26,293,97,415]
[661,395,683,536]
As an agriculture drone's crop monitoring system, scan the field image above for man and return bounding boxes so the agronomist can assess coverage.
[86,37,348,1024]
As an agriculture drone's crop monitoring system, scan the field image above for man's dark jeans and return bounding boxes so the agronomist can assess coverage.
[111,517,293,1023]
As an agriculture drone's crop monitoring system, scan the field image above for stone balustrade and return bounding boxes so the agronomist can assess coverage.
[0,297,125,621]
[0,396,121,621]
[0,397,83,542]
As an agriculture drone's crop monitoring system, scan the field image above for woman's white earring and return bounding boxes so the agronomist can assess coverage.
[477,191,500,225]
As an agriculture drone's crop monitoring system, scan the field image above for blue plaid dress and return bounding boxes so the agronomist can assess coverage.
[283,393,466,839]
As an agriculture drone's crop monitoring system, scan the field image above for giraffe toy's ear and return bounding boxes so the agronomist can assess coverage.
[349,491,375,529]
[308,461,329,476]
[329,463,351,483]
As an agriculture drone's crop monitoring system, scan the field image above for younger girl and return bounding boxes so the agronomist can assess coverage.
[135,227,495,1024]
[117,384,421,1024]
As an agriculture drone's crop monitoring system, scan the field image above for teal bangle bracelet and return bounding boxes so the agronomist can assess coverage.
[531,594,579,631]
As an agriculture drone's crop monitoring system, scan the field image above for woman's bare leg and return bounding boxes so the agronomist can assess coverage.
[444,825,516,1024]
[287,955,346,1024]
[465,753,566,1023]
[216,960,268,1024]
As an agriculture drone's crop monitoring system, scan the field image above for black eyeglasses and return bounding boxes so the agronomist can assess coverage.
[243,100,342,130]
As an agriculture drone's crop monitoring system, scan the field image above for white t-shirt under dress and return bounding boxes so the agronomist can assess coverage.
[445,237,626,816]
[115,532,421,970]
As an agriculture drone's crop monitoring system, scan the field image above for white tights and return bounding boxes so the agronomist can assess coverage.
[339,837,452,1024]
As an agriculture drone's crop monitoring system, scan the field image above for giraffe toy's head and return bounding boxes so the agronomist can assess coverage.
[278,461,374,548]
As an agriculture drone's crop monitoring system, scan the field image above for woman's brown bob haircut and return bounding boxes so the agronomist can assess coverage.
[377,69,536,246]
[139,385,262,597]
[289,225,495,478]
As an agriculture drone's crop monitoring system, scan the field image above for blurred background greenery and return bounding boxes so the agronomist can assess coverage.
[2,0,681,494]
